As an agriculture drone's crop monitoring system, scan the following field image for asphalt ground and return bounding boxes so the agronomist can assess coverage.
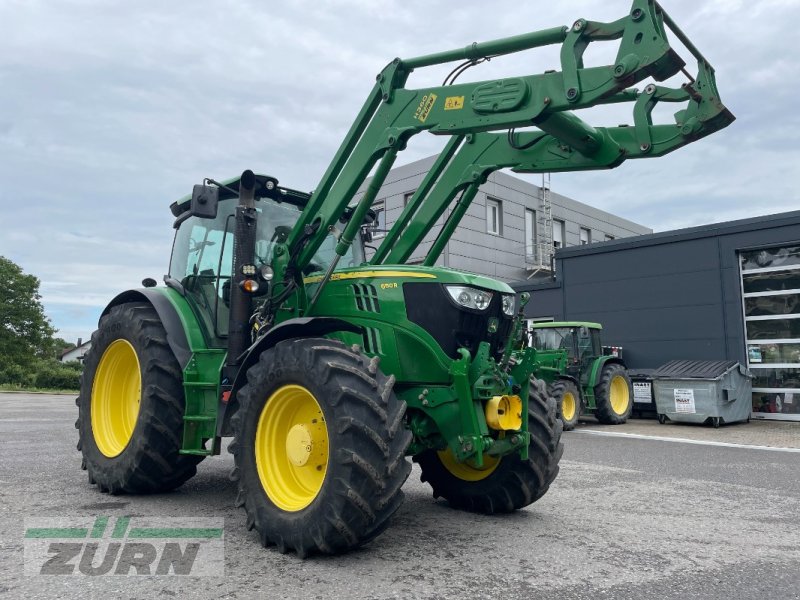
[1,392,798,599]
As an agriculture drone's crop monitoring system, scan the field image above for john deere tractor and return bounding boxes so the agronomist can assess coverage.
[529,322,632,430]
[76,0,733,556]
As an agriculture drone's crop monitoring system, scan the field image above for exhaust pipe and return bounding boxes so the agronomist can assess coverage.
[226,170,257,374]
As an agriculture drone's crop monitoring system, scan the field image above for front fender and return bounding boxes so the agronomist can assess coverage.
[216,317,363,437]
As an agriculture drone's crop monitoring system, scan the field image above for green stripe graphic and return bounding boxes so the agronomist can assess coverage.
[25,528,87,538]
[25,517,222,539]
[128,528,223,539]
[111,516,130,538]
[91,516,108,538]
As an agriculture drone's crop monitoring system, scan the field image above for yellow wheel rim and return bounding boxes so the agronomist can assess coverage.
[437,447,500,482]
[255,384,329,512]
[91,339,142,458]
[562,391,577,422]
[609,374,630,415]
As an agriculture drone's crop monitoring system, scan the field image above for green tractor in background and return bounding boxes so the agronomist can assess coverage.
[529,322,633,431]
[75,0,732,557]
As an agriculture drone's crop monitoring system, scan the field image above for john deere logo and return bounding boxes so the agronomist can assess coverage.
[24,516,224,576]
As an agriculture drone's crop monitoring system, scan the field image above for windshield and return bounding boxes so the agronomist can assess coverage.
[169,197,365,339]
[531,327,575,352]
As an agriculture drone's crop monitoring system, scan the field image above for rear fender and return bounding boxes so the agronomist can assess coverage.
[583,356,626,408]
[587,356,626,388]
[102,289,192,369]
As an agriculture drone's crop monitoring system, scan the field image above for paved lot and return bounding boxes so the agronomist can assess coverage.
[1,393,798,599]
[576,414,800,449]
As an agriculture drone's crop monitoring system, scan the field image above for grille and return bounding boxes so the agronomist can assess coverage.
[352,284,381,313]
[404,283,513,359]
[362,327,383,355]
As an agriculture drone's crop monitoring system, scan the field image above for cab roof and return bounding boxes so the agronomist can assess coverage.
[170,173,311,215]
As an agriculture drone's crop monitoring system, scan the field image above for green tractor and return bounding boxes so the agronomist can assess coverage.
[75,0,732,557]
[528,322,632,431]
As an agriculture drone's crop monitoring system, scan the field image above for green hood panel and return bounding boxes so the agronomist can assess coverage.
[303,264,515,294]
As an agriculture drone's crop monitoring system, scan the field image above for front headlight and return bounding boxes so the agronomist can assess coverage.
[502,294,515,316]
[446,285,493,311]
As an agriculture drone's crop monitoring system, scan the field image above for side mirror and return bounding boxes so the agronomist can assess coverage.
[341,206,377,226]
[191,184,219,219]
[363,208,378,226]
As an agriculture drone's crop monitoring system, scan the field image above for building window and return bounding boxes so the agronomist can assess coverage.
[372,200,386,239]
[580,228,591,245]
[403,192,415,207]
[553,219,564,249]
[525,209,536,257]
[604,234,615,241]
[486,198,502,235]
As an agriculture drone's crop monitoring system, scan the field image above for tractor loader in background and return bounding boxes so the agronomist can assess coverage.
[76,0,733,557]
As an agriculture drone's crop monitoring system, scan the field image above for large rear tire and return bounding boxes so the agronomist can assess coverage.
[230,338,412,557]
[594,363,633,425]
[76,302,202,494]
[551,379,581,431]
[414,378,563,514]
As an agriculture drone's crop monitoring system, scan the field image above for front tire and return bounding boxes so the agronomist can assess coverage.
[551,379,582,431]
[76,302,202,494]
[230,338,412,557]
[594,363,633,425]
[414,378,563,514]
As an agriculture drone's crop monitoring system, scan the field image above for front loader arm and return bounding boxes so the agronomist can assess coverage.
[372,60,731,266]
[274,0,733,315]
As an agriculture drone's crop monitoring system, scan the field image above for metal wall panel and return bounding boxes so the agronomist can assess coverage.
[519,213,800,374]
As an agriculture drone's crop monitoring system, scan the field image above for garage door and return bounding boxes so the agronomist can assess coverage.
[740,245,800,421]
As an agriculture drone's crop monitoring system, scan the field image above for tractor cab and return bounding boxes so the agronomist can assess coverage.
[166,174,366,345]
[530,322,603,378]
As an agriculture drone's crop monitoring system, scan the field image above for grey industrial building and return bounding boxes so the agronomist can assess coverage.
[363,155,650,282]
[515,211,800,422]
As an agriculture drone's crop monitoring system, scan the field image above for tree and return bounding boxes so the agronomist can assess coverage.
[0,256,56,369]
[49,337,75,360]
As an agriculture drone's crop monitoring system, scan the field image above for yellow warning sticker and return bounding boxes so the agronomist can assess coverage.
[414,93,438,123]
[444,96,464,111]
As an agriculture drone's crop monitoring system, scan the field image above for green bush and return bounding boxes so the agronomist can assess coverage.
[32,359,82,390]
[0,363,34,387]
[0,358,83,391]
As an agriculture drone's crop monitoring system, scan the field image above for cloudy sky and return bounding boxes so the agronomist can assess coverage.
[1,0,798,342]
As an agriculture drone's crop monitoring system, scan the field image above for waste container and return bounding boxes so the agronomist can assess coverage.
[628,369,656,419]
[652,360,752,427]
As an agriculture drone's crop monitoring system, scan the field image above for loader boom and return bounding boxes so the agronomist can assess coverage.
[372,61,729,266]
[277,0,732,311]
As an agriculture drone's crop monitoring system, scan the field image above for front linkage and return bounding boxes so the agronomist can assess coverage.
[406,293,536,465]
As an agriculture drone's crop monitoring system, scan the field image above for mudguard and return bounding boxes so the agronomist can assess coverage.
[101,289,192,369]
[586,356,627,389]
[216,316,363,437]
